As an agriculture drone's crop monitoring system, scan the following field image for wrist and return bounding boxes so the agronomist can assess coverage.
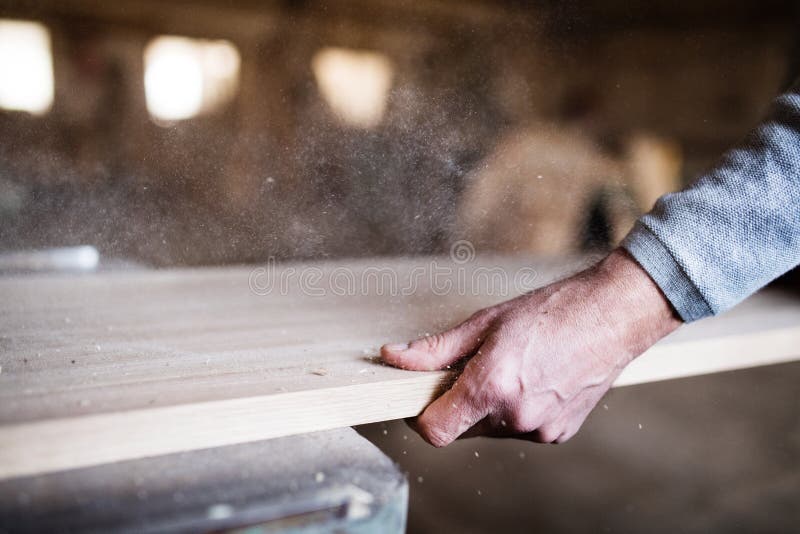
[591,248,682,360]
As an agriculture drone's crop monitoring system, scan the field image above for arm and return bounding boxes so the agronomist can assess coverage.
[382,82,800,446]
[624,80,800,321]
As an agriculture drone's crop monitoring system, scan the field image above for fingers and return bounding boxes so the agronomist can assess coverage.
[456,413,517,440]
[381,311,491,371]
[549,384,609,443]
[457,416,497,440]
[413,362,490,447]
[457,379,607,445]
[528,382,610,444]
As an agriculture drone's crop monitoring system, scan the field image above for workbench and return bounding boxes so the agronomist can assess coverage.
[1,256,798,532]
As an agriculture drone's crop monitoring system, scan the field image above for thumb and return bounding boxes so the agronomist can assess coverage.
[381,312,491,371]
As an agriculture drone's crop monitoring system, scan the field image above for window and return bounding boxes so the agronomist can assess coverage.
[0,20,54,115]
[144,36,240,123]
[312,47,393,128]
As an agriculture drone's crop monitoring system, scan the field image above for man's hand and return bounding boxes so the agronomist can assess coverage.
[381,249,681,447]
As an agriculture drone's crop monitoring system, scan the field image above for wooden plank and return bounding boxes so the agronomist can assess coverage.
[1,257,799,480]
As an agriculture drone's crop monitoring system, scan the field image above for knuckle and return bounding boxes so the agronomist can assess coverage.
[462,381,484,405]
[482,376,505,400]
[506,410,536,433]
[485,376,516,401]
[415,332,446,353]
[469,308,496,328]
[554,432,573,444]
[484,367,522,401]
[506,418,529,434]
[537,425,562,444]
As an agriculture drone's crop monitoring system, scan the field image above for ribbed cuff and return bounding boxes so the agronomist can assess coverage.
[621,221,713,323]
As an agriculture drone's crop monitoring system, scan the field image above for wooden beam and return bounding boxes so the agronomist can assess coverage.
[1,257,798,479]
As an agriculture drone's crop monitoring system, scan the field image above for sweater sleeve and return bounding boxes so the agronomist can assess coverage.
[622,81,800,322]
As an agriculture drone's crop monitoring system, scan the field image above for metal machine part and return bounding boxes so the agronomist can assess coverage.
[0,428,407,534]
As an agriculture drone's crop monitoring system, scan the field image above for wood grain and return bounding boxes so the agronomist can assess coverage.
[1,256,798,480]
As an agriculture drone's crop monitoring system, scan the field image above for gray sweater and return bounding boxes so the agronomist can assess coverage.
[622,80,800,322]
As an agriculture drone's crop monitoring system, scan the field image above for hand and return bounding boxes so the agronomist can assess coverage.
[381,249,681,446]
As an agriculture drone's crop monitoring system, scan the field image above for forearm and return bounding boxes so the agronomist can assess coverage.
[623,80,800,321]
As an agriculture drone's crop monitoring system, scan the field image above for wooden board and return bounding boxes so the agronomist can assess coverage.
[1,256,799,480]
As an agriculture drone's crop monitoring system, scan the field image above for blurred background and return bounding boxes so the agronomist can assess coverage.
[1,0,798,266]
[1,1,799,532]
